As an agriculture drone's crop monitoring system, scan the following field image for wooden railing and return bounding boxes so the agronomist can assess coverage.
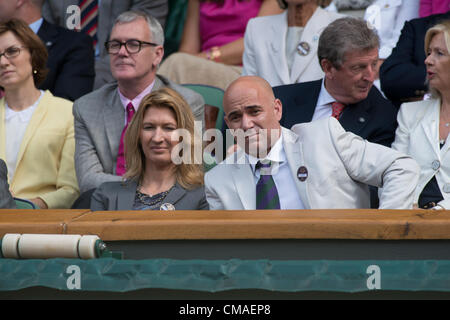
[1,209,450,241]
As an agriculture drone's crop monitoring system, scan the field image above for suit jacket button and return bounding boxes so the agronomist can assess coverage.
[432,160,441,171]
[443,183,450,193]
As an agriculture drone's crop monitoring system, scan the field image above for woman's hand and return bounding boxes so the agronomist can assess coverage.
[29,197,48,209]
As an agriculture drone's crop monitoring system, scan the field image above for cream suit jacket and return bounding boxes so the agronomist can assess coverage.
[242,8,343,86]
[0,91,79,208]
[205,119,419,210]
[392,98,450,209]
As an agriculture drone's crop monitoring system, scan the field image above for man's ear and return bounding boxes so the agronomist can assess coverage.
[154,46,164,68]
[274,98,282,122]
[320,58,335,80]
[224,113,230,129]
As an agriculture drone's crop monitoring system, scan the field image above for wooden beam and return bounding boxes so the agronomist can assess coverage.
[1,209,448,241]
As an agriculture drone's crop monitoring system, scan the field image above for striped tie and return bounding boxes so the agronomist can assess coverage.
[116,102,135,176]
[79,0,98,47]
[256,161,280,210]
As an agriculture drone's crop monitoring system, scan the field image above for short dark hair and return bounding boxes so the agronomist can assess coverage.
[0,19,48,87]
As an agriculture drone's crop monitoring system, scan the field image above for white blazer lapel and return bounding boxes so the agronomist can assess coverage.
[282,127,311,209]
[290,7,325,83]
[268,11,290,85]
[420,99,441,159]
[230,151,256,210]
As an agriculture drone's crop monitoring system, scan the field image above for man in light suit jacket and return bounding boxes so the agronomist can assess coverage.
[42,0,168,89]
[0,0,95,101]
[204,76,419,210]
[73,11,204,202]
[0,159,15,209]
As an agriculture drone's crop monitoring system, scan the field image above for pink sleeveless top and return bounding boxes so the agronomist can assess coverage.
[199,0,262,52]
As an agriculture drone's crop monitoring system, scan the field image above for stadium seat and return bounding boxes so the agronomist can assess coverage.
[14,198,37,209]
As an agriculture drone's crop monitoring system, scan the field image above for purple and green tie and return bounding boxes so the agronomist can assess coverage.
[256,161,280,210]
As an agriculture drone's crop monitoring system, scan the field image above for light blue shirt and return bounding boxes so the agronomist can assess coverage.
[29,18,44,34]
[313,78,335,121]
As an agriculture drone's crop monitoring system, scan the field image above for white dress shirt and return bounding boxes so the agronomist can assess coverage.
[5,91,44,180]
[246,132,305,209]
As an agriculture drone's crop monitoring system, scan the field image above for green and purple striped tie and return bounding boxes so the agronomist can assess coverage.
[256,161,280,210]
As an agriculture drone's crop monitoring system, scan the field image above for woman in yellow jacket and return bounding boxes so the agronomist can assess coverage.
[0,19,79,209]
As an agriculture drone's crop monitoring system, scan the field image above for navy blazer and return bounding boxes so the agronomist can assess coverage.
[380,11,450,107]
[37,20,95,101]
[273,79,398,147]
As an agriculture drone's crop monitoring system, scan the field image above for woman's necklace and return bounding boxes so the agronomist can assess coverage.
[136,185,174,207]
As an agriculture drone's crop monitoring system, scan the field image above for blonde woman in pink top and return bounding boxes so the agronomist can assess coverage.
[158,0,282,91]
[419,0,450,17]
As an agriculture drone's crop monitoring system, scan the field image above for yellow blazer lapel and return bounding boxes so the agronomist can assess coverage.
[13,91,49,174]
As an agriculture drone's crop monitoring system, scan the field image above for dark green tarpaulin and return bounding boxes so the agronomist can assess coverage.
[1,259,450,293]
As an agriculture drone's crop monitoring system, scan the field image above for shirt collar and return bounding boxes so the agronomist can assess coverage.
[317,78,336,107]
[247,131,286,173]
[117,80,155,112]
[29,18,44,34]
[5,90,44,122]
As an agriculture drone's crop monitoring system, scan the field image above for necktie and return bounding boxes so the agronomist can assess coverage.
[116,102,135,176]
[255,161,280,210]
[331,102,345,120]
[79,0,99,48]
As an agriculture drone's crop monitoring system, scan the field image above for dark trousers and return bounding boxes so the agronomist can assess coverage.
[71,188,96,209]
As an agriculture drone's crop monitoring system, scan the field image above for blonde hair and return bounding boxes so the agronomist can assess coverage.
[424,20,450,99]
[123,87,204,189]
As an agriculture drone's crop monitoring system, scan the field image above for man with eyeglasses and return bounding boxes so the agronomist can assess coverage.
[42,0,168,90]
[71,10,204,208]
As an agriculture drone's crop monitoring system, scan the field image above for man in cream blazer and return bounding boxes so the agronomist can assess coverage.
[242,6,342,86]
[205,76,419,210]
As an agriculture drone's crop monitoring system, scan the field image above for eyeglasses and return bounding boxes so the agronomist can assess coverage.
[104,39,159,54]
[0,46,25,60]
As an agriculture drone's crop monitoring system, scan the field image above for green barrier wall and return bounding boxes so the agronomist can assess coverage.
[1,259,450,293]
